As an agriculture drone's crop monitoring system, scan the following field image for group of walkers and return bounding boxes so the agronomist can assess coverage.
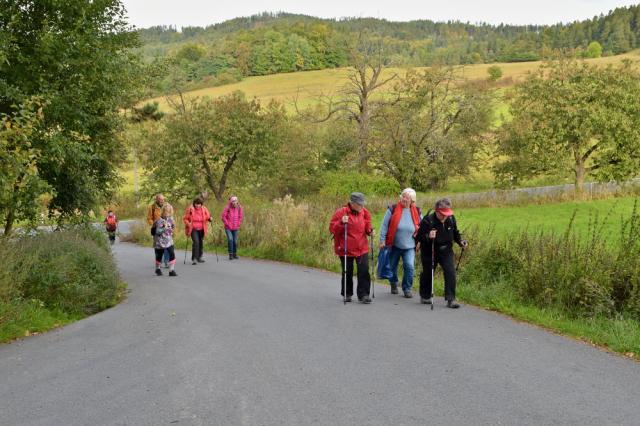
[106,189,465,307]
[329,190,468,309]
[143,193,244,277]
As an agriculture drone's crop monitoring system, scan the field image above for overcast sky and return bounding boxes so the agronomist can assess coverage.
[120,0,640,29]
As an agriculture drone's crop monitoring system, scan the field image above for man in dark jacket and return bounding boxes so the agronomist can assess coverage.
[415,198,468,308]
[329,192,374,304]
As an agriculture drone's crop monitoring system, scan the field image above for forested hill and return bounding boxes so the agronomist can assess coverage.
[138,6,640,92]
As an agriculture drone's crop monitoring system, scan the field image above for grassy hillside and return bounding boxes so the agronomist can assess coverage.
[149,51,640,112]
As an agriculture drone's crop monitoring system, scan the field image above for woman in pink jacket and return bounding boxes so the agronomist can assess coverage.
[221,195,244,260]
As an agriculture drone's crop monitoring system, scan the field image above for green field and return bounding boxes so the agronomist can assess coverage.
[457,196,638,241]
[369,196,639,244]
[148,51,640,112]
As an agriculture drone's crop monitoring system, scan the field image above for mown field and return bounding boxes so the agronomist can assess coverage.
[369,195,639,244]
[148,50,640,112]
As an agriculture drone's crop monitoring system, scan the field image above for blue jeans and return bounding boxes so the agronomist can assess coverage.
[225,229,239,254]
[388,246,415,292]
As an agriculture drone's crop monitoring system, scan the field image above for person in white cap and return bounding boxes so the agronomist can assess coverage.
[415,198,468,308]
[379,188,421,298]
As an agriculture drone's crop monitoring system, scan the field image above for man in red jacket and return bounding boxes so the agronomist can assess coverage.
[329,192,374,304]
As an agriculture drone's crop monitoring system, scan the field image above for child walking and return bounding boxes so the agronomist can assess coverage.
[153,204,178,276]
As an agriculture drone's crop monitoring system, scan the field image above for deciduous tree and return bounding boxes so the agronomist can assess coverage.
[496,60,640,190]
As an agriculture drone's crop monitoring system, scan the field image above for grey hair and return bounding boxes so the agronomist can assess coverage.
[434,198,452,209]
[401,188,417,203]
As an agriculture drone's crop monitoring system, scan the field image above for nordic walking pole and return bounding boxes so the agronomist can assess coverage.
[343,221,348,305]
[209,221,218,263]
[369,233,375,299]
[456,246,465,272]
[430,236,435,311]
[183,234,190,265]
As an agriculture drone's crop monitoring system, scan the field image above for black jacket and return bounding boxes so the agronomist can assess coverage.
[415,212,463,249]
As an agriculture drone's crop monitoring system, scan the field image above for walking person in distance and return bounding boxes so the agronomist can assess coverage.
[221,195,244,260]
[183,197,212,265]
[147,193,170,267]
[153,204,178,277]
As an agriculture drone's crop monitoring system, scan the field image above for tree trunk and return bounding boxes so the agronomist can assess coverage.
[574,161,586,193]
[4,207,15,236]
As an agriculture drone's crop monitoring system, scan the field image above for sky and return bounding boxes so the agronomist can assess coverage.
[120,0,640,30]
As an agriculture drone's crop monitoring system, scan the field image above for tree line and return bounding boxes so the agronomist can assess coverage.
[138,7,640,93]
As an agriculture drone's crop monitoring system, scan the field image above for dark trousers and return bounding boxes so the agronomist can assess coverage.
[155,246,176,264]
[225,229,238,255]
[191,229,205,261]
[420,245,457,301]
[339,254,371,299]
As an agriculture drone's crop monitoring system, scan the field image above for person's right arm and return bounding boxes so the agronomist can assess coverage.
[182,208,191,226]
[415,217,430,244]
[329,208,344,235]
[146,205,153,225]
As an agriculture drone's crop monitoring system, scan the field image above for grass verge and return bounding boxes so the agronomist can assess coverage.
[0,226,126,343]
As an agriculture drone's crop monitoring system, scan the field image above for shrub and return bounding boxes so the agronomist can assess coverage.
[319,171,399,197]
[4,227,121,316]
[459,206,640,320]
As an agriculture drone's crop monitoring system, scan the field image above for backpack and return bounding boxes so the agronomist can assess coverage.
[106,215,117,232]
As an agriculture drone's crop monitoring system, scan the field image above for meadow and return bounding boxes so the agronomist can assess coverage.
[148,51,640,112]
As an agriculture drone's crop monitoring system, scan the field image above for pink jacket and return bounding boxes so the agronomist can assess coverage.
[221,202,244,231]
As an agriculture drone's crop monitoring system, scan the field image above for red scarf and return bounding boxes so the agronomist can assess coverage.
[385,202,421,247]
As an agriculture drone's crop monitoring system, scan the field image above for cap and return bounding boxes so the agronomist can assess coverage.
[435,207,454,217]
[350,192,366,206]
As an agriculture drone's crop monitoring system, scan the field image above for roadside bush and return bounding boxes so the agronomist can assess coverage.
[320,172,399,198]
[460,207,640,320]
[5,227,121,317]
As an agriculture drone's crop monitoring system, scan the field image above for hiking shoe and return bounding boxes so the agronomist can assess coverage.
[229,254,233,260]
[192,260,197,265]
[197,258,205,263]
[344,296,352,303]
[403,290,413,298]
[169,270,177,277]
[155,268,162,276]
[233,254,239,259]
[447,300,460,309]
[390,283,399,294]
[421,297,432,304]
[359,296,372,304]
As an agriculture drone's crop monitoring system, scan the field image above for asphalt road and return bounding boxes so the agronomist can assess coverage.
[1,242,640,425]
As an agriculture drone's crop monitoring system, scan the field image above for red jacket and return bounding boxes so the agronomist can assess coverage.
[329,204,373,257]
[183,205,211,237]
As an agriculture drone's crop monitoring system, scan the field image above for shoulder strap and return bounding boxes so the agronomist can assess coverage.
[424,209,435,227]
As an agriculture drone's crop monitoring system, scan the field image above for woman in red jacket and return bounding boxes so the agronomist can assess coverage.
[329,192,374,304]
[183,197,212,265]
